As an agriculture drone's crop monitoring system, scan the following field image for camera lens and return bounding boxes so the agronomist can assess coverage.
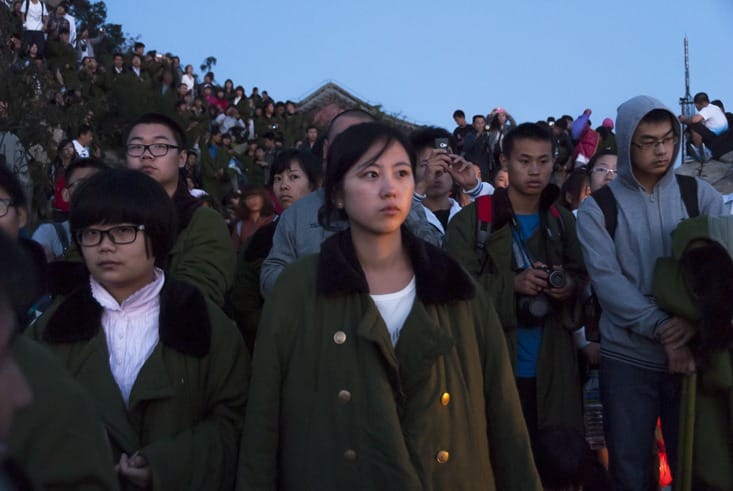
[547,270,566,289]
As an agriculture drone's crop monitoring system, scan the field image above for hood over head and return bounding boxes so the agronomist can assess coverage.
[616,95,681,188]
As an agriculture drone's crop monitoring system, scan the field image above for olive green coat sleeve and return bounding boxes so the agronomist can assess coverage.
[169,206,236,307]
[8,336,120,491]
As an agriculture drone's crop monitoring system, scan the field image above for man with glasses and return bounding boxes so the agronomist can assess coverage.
[125,112,235,307]
[576,96,725,491]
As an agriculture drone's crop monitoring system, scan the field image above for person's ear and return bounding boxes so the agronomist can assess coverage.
[178,150,186,169]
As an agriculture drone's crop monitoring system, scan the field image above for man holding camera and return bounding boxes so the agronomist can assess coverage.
[445,122,585,441]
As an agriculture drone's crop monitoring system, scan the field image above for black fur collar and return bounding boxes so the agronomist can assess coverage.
[42,277,212,357]
[317,227,475,304]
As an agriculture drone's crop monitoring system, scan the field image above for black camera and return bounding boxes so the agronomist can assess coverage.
[529,266,566,289]
[541,267,566,289]
[434,138,452,154]
[515,267,566,325]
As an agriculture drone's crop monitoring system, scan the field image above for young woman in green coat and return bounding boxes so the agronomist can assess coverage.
[31,169,250,490]
[238,122,541,490]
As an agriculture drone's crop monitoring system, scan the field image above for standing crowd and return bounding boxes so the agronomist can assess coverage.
[1,4,732,490]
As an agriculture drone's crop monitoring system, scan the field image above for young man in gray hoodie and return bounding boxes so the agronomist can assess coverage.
[576,96,725,490]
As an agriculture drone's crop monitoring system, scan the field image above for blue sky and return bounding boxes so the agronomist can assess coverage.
[108,0,732,131]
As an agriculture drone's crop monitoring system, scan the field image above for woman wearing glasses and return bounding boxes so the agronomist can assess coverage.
[587,150,618,193]
[31,169,249,490]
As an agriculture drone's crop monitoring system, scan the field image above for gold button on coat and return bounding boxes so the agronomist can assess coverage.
[338,390,351,402]
[333,331,347,344]
[343,449,357,461]
[440,392,450,406]
[435,450,450,464]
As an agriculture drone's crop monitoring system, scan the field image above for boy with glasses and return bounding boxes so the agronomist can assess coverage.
[125,112,235,307]
[576,96,725,490]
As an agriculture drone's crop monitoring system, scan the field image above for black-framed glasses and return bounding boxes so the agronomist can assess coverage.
[0,198,14,217]
[591,167,618,176]
[632,135,678,151]
[76,225,145,247]
[126,143,179,157]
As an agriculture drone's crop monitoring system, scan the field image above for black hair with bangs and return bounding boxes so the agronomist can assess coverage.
[70,169,177,264]
[318,122,415,231]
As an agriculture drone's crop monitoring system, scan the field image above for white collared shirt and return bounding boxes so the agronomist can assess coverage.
[91,268,165,406]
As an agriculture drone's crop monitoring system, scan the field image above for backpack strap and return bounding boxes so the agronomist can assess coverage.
[590,175,699,240]
[475,195,493,259]
[52,222,70,255]
[675,174,699,218]
[590,185,618,238]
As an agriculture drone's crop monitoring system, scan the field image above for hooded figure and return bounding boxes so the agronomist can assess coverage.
[576,95,725,490]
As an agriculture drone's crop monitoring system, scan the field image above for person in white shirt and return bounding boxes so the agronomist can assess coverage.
[180,64,195,94]
[71,125,94,158]
[215,105,247,135]
[20,0,47,54]
[679,91,729,156]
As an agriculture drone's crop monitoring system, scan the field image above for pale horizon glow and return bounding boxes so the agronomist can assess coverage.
[107,0,733,132]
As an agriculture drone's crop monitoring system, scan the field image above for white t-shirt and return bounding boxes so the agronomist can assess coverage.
[698,104,729,135]
[23,0,46,31]
[370,276,416,346]
[65,13,77,45]
[181,74,195,93]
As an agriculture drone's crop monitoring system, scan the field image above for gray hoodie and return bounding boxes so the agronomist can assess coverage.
[576,95,725,371]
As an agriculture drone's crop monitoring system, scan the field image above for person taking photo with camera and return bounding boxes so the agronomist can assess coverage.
[444,122,585,443]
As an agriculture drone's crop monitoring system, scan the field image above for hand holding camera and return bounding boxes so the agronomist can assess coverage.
[515,262,573,325]
[514,261,552,296]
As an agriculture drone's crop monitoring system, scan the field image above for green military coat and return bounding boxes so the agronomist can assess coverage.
[443,189,585,433]
[169,205,236,307]
[238,228,541,491]
[31,277,250,491]
[8,336,120,491]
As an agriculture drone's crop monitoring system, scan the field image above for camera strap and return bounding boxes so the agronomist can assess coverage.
[510,214,538,271]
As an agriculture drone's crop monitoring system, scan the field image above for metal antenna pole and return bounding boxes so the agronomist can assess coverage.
[679,36,701,173]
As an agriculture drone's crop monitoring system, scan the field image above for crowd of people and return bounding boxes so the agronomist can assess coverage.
[1,3,732,491]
